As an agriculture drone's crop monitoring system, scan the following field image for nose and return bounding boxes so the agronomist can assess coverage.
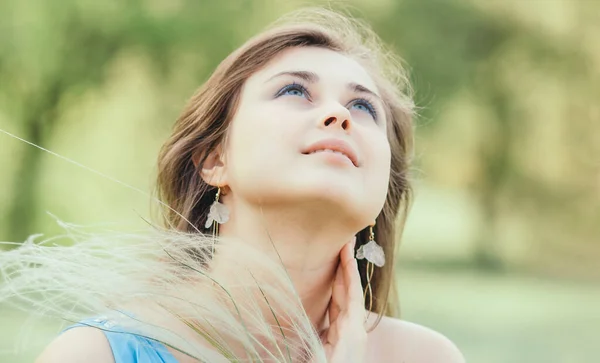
[319,104,352,132]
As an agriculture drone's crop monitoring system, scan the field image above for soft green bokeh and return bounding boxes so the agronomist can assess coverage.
[1,0,599,362]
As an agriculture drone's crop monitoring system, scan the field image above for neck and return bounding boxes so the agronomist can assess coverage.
[213,195,361,329]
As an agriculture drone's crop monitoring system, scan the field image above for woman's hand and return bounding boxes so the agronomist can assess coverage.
[320,237,367,363]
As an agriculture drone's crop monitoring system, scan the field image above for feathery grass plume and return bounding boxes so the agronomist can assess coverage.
[0,217,327,362]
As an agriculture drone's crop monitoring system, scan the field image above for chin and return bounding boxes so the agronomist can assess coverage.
[241,173,380,219]
[303,185,374,219]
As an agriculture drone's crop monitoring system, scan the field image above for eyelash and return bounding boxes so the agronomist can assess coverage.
[275,81,379,121]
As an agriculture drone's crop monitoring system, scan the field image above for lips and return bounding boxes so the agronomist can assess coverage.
[302,138,359,167]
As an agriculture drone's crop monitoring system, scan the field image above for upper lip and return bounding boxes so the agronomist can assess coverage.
[302,138,359,167]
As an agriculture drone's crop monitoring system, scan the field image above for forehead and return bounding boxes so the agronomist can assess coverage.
[251,46,379,93]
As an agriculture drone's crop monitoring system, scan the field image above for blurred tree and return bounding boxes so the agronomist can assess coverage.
[370,0,598,270]
[370,0,513,268]
[0,0,258,243]
[1,0,598,275]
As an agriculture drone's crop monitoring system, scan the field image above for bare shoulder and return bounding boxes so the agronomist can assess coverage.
[367,315,465,363]
[36,327,115,363]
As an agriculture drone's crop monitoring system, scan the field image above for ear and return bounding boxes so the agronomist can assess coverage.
[194,146,228,187]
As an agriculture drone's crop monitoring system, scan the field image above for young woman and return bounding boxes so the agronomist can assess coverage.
[30,8,464,363]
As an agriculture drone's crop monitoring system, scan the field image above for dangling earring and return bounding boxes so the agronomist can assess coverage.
[356,224,385,312]
[204,186,230,255]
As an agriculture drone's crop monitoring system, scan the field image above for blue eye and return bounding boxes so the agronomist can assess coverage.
[351,99,378,120]
[276,82,378,121]
[277,82,309,99]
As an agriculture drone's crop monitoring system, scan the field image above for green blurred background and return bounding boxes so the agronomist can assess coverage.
[1,0,599,362]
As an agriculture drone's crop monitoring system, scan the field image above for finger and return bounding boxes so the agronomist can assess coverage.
[339,236,356,271]
[340,239,361,303]
[329,237,355,328]
[326,309,340,344]
[341,239,365,319]
[329,261,344,324]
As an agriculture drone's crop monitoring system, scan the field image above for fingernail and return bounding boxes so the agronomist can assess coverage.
[352,236,357,249]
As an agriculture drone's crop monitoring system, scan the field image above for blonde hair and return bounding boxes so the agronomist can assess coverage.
[156,8,414,321]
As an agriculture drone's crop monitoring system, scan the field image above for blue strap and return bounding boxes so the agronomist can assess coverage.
[62,316,179,363]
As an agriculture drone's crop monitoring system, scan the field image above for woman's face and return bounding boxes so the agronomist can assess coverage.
[221,46,391,224]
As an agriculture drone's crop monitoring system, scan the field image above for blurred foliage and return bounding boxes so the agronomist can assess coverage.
[0,0,599,362]
[371,0,600,274]
[0,0,270,241]
[2,0,596,274]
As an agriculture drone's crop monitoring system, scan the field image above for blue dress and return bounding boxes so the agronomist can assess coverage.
[62,316,179,363]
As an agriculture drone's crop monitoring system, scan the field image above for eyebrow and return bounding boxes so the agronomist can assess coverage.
[266,70,382,100]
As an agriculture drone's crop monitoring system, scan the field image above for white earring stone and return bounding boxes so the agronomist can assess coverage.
[205,199,229,229]
[356,239,385,267]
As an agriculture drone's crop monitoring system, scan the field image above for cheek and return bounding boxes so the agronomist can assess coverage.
[225,102,298,187]
[364,136,392,211]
